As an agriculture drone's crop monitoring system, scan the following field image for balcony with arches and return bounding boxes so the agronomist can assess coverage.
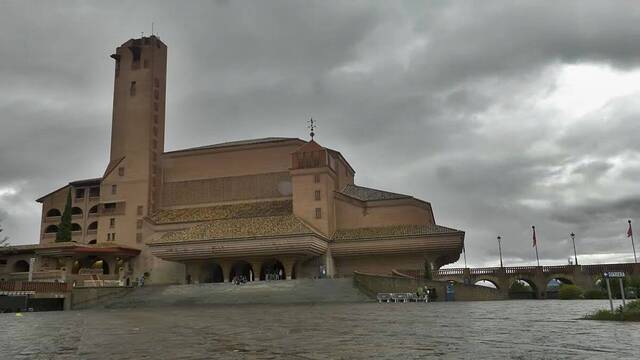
[45,208,61,223]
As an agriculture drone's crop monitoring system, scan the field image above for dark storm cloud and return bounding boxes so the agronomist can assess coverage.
[1,1,640,266]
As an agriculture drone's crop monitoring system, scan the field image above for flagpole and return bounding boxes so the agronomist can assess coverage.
[533,226,540,267]
[630,220,638,263]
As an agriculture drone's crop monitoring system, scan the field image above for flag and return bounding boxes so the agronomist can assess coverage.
[532,226,537,247]
[628,221,633,238]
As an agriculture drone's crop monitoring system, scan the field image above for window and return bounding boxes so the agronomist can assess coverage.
[104,202,116,210]
[0,259,7,265]
[111,233,116,241]
[107,233,111,241]
[315,208,322,219]
[110,218,115,228]
[111,185,117,195]
[137,205,143,216]
[46,208,61,217]
[130,81,136,96]
[314,190,321,201]
[75,188,85,199]
[314,174,320,183]
[89,187,100,197]
[136,233,143,243]
[118,167,125,176]
[136,220,143,229]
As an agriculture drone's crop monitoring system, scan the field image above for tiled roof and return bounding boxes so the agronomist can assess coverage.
[340,184,411,201]
[164,137,303,154]
[154,215,313,243]
[332,224,462,241]
[150,200,293,224]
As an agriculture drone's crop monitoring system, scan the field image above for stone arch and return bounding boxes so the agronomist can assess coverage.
[202,263,224,283]
[260,259,286,280]
[13,260,30,273]
[71,207,83,216]
[46,208,61,217]
[88,205,98,214]
[87,221,98,230]
[88,239,97,244]
[474,279,499,289]
[71,223,82,232]
[544,276,574,297]
[229,261,253,282]
[45,224,59,233]
[508,278,538,299]
[72,257,110,275]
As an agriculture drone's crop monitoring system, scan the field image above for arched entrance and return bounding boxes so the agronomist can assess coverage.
[203,263,224,283]
[229,261,253,282]
[13,260,30,273]
[260,259,286,280]
[508,279,537,299]
[72,257,110,275]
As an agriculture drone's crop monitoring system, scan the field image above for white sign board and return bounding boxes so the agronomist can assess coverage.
[603,271,625,278]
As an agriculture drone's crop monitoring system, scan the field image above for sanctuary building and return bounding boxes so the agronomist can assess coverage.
[0,36,464,285]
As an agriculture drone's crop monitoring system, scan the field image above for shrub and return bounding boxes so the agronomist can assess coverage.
[584,299,640,321]
[583,289,607,299]
[558,284,583,299]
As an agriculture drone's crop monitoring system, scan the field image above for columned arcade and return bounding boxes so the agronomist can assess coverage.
[184,256,302,284]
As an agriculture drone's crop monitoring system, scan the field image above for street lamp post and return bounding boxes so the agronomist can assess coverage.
[570,232,578,266]
[497,235,504,268]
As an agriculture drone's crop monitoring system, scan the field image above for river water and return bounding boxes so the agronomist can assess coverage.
[0,300,638,359]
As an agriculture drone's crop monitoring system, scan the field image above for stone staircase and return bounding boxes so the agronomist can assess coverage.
[85,278,372,309]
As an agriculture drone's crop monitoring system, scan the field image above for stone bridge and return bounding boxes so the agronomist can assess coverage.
[399,263,640,299]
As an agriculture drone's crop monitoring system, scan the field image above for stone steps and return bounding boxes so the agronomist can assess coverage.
[90,278,372,309]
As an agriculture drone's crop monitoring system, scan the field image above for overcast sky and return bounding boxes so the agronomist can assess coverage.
[2,1,640,267]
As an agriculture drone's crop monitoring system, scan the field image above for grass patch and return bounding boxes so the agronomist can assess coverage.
[584,299,640,321]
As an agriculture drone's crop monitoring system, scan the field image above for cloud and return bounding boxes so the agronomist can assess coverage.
[1,1,640,266]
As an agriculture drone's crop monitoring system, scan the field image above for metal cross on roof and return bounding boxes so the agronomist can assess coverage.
[308,118,316,139]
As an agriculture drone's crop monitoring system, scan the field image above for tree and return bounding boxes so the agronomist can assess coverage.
[558,284,583,299]
[55,189,73,242]
[423,260,433,280]
[0,218,9,247]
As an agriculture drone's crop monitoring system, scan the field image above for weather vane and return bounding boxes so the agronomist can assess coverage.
[308,118,316,140]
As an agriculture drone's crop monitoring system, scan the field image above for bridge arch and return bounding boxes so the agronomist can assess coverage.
[544,277,574,298]
[509,278,538,299]
[474,279,499,289]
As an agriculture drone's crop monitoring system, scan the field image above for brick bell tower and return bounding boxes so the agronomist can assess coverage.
[105,36,167,215]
